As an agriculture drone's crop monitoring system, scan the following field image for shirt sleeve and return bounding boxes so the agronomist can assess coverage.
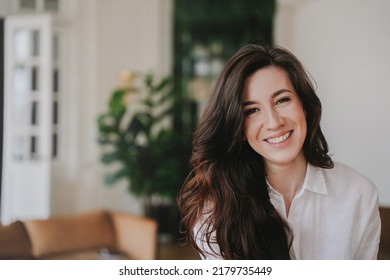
[353,185,381,259]
[193,213,223,260]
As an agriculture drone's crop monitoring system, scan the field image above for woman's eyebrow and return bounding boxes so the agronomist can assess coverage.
[243,100,257,107]
[272,89,292,98]
[243,89,292,106]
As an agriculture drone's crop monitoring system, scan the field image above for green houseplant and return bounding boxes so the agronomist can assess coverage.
[96,71,189,234]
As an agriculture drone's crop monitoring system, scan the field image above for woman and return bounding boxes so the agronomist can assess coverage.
[178,43,381,260]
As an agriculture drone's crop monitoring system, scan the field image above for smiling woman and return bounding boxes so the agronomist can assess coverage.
[177,43,381,260]
[243,67,307,169]
[243,67,308,214]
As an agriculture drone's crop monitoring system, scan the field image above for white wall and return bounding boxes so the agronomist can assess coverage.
[51,0,173,216]
[275,0,390,206]
[81,0,173,215]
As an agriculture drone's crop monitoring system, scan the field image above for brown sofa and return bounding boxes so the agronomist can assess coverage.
[0,209,158,260]
[379,207,390,260]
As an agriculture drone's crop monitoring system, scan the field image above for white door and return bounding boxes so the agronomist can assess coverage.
[1,14,52,224]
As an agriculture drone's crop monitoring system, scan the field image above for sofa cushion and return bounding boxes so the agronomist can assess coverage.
[111,212,157,259]
[0,221,32,259]
[24,210,116,258]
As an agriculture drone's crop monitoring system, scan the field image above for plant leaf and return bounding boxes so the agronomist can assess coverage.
[109,89,128,118]
[104,168,127,186]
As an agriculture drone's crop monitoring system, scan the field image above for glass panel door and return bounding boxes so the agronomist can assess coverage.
[1,14,52,224]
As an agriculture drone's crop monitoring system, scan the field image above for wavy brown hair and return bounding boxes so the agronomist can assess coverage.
[178,43,333,260]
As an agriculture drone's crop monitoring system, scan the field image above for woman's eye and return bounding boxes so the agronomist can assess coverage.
[276,97,291,105]
[244,108,259,116]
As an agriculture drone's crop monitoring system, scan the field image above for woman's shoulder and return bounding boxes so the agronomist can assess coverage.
[321,161,377,195]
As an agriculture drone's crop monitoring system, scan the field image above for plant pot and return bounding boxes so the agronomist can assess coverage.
[145,202,180,241]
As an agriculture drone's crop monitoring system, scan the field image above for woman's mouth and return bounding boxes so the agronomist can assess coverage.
[265,131,292,144]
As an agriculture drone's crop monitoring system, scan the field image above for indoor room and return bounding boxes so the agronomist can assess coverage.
[0,0,389,261]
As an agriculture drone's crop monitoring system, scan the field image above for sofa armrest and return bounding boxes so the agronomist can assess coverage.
[111,212,158,260]
[379,207,390,259]
[0,221,32,259]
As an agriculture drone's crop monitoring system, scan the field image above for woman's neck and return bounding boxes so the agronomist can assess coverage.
[265,152,307,215]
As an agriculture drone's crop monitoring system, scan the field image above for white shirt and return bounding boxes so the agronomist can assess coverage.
[195,162,381,260]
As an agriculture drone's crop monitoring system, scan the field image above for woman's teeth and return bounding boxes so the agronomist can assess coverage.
[266,131,291,144]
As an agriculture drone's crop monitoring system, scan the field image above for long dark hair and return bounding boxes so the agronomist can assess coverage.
[178,43,333,260]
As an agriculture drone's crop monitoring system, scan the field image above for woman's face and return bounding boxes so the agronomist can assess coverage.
[242,66,307,167]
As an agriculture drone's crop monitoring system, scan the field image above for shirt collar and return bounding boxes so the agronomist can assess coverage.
[303,163,328,195]
[267,163,328,196]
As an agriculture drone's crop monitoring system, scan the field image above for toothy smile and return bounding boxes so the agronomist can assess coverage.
[265,131,292,144]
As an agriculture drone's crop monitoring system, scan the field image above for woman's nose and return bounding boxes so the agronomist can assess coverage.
[264,108,284,130]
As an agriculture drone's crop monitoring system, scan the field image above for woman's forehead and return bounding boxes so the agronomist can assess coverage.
[243,66,294,101]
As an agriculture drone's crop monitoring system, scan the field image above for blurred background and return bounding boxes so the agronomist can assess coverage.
[0,0,389,259]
